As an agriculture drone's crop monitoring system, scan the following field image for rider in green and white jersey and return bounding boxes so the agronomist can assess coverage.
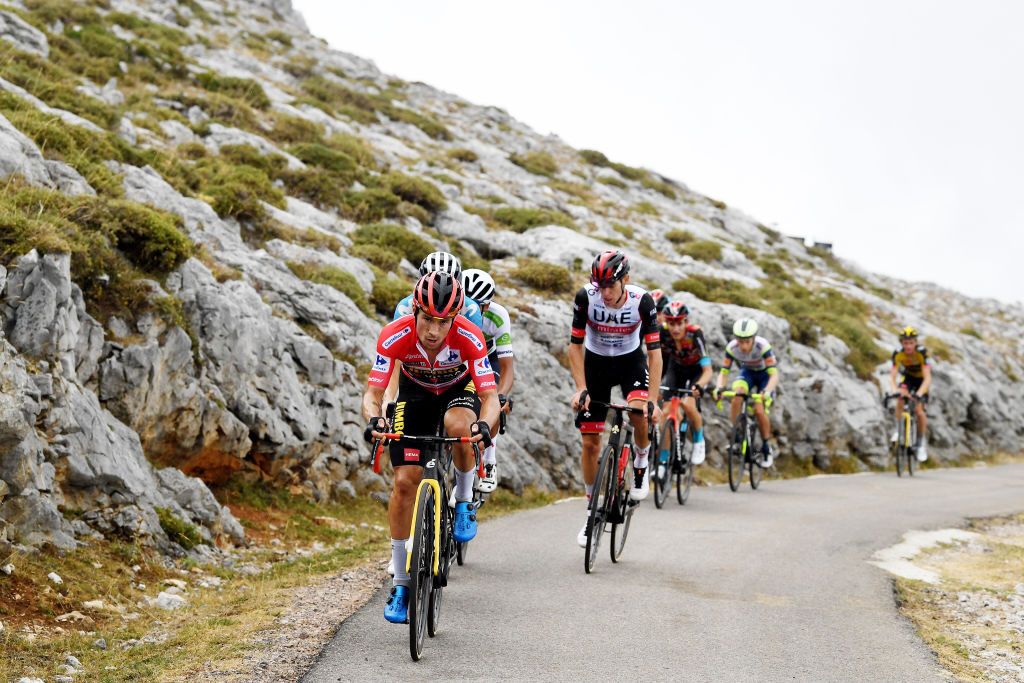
[461,269,515,491]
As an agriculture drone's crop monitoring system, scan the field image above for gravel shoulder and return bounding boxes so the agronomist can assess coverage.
[893,513,1024,683]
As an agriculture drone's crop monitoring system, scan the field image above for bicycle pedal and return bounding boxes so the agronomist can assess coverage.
[470,499,485,510]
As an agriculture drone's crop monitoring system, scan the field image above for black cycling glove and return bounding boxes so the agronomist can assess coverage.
[364,416,386,443]
[471,420,493,448]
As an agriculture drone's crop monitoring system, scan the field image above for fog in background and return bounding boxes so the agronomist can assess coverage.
[294,0,1024,305]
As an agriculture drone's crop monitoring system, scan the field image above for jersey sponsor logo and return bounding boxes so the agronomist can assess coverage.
[592,308,634,324]
[447,348,459,362]
[473,356,492,375]
[588,320,641,334]
[373,354,390,372]
[382,325,412,349]
[404,448,420,462]
[457,326,484,350]
[495,332,512,346]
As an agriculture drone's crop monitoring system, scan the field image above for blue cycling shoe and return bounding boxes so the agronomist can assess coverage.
[453,501,477,542]
[384,585,409,623]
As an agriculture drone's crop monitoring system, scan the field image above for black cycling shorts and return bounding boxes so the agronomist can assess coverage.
[389,374,480,467]
[579,347,649,433]
[662,360,704,393]
[899,375,929,403]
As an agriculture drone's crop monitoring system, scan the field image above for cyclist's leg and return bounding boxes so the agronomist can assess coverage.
[442,381,480,502]
[729,376,749,423]
[621,348,652,500]
[681,381,706,464]
[580,350,613,497]
[482,353,501,472]
[749,371,773,454]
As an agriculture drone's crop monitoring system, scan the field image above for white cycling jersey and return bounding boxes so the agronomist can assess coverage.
[570,284,660,357]
[481,302,513,359]
[723,336,776,372]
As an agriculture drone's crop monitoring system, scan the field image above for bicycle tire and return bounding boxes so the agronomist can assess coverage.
[429,496,453,638]
[749,443,763,490]
[728,419,746,492]
[653,421,674,508]
[408,484,434,660]
[610,450,633,562]
[676,428,693,505]
[896,414,907,477]
[907,416,916,477]
[585,444,614,574]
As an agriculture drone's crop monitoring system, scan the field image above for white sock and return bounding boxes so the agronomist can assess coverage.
[392,538,410,587]
[483,443,497,466]
[634,444,650,470]
[585,483,593,498]
[455,467,475,502]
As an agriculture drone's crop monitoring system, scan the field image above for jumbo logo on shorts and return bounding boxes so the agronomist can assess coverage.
[403,448,420,462]
[456,327,484,350]
[474,357,492,374]
[382,326,412,350]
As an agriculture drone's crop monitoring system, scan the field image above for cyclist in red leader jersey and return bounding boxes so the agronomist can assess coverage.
[362,271,500,624]
[570,250,663,548]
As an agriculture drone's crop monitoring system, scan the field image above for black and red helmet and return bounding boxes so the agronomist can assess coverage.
[663,299,690,320]
[591,250,630,287]
[650,288,670,313]
[413,271,464,319]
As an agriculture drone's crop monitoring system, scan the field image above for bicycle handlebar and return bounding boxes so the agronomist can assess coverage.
[369,433,483,474]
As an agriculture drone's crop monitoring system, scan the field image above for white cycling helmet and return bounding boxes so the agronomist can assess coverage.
[733,318,758,339]
[461,269,495,304]
[419,251,462,278]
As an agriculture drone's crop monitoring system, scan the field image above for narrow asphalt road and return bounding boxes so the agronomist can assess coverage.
[304,463,1024,682]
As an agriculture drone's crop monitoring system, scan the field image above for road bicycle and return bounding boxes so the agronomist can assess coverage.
[371,427,484,661]
[716,391,769,492]
[884,393,920,477]
[653,386,698,508]
[576,398,653,574]
[456,396,512,566]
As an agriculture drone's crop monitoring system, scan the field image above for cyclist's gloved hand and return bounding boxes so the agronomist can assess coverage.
[763,392,774,409]
[364,416,386,443]
[691,384,704,398]
[711,387,721,402]
[471,420,493,448]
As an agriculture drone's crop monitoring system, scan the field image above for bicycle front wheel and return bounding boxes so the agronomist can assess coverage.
[676,430,693,505]
[653,421,674,509]
[610,455,633,562]
[907,419,917,477]
[728,422,746,492]
[749,442,763,490]
[408,484,435,660]
[585,445,614,574]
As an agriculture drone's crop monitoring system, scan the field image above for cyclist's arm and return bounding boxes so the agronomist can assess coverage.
[715,354,733,392]
[639,292,661,401]
[362,385,385,422]
[762,349,779,395]
[569,343,586,391]
[478,388,500,434]
[383,360,401,404]
[918,363,932,396]
[889,352,900,392]
[496,356,514,397]
[569,287,588,393]
[695,329,713,388]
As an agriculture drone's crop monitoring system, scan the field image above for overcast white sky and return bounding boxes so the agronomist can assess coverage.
[293,0,1024,305]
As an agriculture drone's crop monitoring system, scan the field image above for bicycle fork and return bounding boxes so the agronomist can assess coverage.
[407,478,442,577]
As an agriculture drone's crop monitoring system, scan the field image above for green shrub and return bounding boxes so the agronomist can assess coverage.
[289,143,358,174]
[270,114,323,144]
[633,201,659,217]
[179,142,208,159]
[327,133,377,168]
[371,275,412,315]
[549,180,594,202]
[218,144,287,176]
[757,223,781,243]
[579,149,610,166]
[279,169,345,209]
[448,148,478,163]
[382,172,447,215]
[960,327,982,340]
[641,175,676,199]
[612,223,635,239]
[351,243,401,272]
[156,507,204,550]
[339,188,402,223]
[610,162,646,181]
[351,223,434,264]
[597,175,626,189]
[287,261,370,314]
[710,198,728,210]
[512,258,573,293]
[665,229,694,244]
[673,275,761,309]
[756,257,792,283]
[196,72,271,109]
[510,150,558,177]
[389,107,451,140]
[266,29,293,46]
[927,336,958,362]
[197,162,284,221]
[491,207,574,233]
[685,239,722,263]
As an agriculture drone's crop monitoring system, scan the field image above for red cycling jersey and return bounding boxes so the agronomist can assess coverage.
[368,314,497,395]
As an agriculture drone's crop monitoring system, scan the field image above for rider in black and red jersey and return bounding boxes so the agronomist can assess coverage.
[362,271,500,624]
[659,298,713,466]
[569,251,663,547]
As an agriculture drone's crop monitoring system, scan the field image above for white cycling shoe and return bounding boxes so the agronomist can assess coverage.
[691,440,706,465]
[476,463,498,493]
[629,467,649,501]
[576,522,589,548]
[916,443,928,462]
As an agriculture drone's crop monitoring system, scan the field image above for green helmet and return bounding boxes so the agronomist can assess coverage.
[733,318,758,339]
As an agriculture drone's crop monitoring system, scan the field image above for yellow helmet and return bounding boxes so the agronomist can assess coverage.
[898,326,919,340]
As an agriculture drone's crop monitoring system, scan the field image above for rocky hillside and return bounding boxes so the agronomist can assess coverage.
[1,0,1022,555]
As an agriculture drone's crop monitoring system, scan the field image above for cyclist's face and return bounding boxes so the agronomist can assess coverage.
[597,280,624,306]
[737,337,755,353]
[665,317,687,340]
[901,337,917,352]
[416,313,455,349]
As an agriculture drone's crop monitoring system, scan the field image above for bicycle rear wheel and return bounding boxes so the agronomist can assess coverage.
[610,452,633,562]
[653,422,674,509]
[749,442,763,490]
[585,445,614,574]
[428,500,452,638]
[408,484,435,660]
[728,421,746,492]
[676,430,693,505]
[895,416,907,477]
